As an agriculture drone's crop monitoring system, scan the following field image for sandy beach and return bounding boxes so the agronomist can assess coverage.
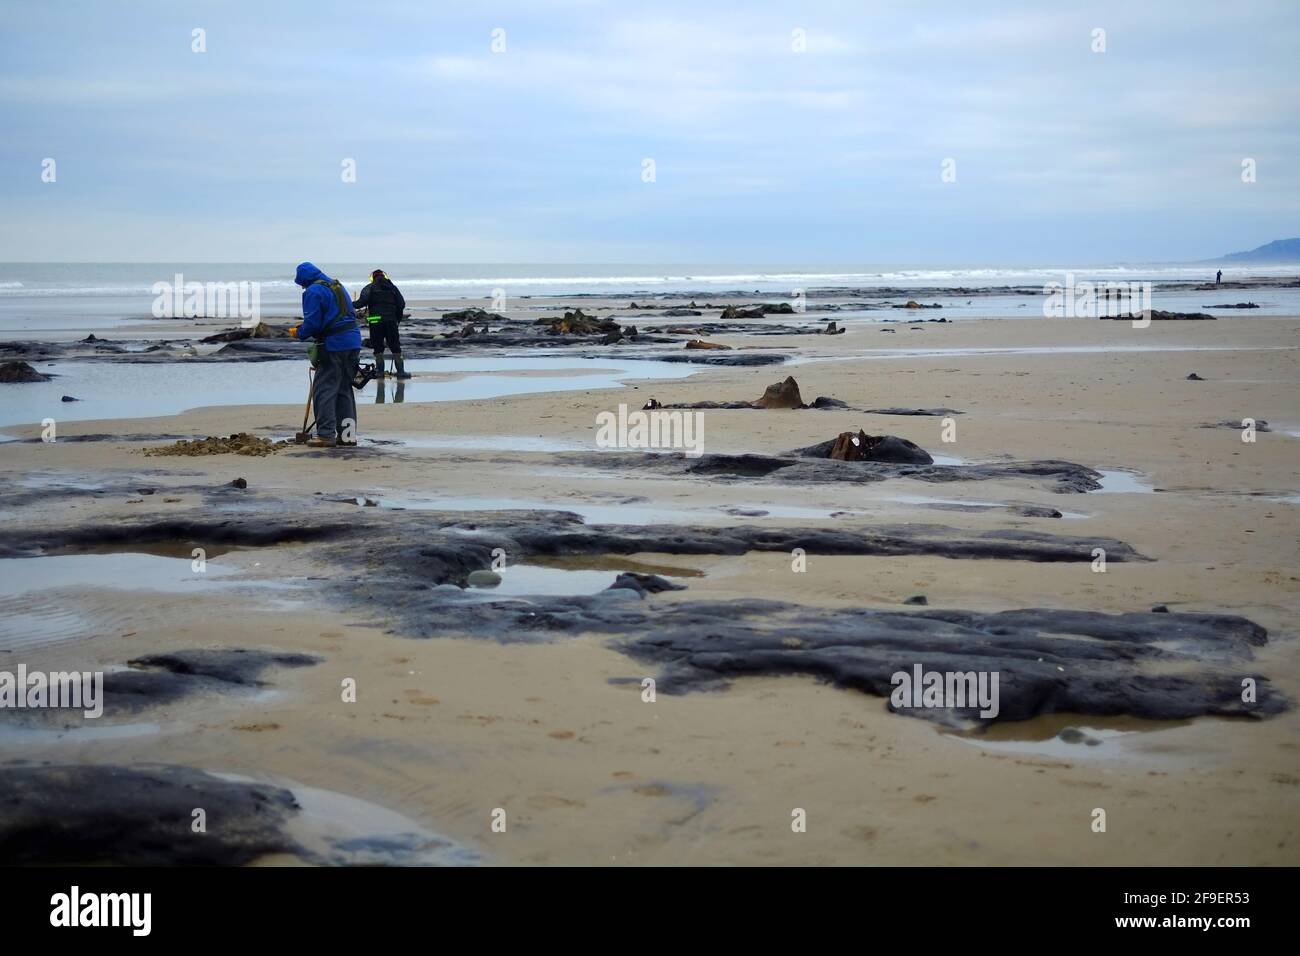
[3,289,1297,866]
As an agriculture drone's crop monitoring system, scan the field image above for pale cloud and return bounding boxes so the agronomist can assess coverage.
[0,0,1296,263]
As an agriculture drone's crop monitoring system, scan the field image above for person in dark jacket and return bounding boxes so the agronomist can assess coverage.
[353,269,410,379]
[292,261,363,448]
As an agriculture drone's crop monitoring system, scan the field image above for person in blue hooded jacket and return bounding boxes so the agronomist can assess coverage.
[291,262,363,448]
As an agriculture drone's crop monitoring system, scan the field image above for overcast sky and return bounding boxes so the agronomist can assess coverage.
[1,0,1297,264]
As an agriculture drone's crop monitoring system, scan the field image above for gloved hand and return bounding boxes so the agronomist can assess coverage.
[289,324,300,338]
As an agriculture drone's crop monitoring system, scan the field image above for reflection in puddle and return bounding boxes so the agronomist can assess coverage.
[949,713,1190,761]
[0,552,284,597]
[883,493,1088,519]
[368,433,592,453]
[1096,469,1155,494]
[286,784,479,866]
[476,565,619,596]
[46,541,242,560]
[887,493,1001,508]
[472,557,700,596]
[207,772,479,866]
[0,553,228,597]
[0,552,303,652]
[0,356,699,427]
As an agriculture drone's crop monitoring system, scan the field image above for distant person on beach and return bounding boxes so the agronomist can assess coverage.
[353,269,410,380]
[291,262,362,448]
[1216,270,1222,285]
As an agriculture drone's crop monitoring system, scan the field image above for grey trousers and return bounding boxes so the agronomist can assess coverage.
[313,348,359,440]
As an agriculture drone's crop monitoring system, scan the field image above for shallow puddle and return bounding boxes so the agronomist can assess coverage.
[948,713,1191,762]
[1095,469,1156,494]
[883,493,1088,519]
[474,565,621,596]
[0,552,302,652]
[470,557,700,596]
[0,552,256,597]
[0,356,699,427]
[366,433,593,453]
[205,772,479,866]
[0,720,164,745]
[46,541,243,560]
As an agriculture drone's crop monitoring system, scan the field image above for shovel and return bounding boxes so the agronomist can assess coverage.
[293,368,315,443]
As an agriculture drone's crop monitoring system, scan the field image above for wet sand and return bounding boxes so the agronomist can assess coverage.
[2,303,1298,865]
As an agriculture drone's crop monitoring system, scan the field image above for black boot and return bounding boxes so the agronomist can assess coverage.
[393,353,412,379]
[373,351,385,379]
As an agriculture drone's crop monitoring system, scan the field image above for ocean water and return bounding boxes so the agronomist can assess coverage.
[1,262,1298,332]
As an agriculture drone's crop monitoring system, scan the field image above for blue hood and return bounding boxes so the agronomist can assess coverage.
[295,261,326,287]
[293,262,363,353]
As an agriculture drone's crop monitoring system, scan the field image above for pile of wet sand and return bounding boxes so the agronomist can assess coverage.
[143,433,288,457]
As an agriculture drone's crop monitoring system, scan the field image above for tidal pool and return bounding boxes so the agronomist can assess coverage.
[0,356,699,428]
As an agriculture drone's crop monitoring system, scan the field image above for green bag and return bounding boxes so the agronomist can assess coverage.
[306,341,323,368]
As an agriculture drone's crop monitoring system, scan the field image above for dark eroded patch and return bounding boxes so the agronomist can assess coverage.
[613,606,1286,725]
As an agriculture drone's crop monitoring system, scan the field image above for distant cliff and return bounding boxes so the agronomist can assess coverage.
[1214,238,1300,263]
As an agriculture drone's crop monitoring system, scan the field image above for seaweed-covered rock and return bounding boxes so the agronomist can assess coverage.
[536,309,620,335]
[1105,310,1216,321]
[442,307,507,323]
